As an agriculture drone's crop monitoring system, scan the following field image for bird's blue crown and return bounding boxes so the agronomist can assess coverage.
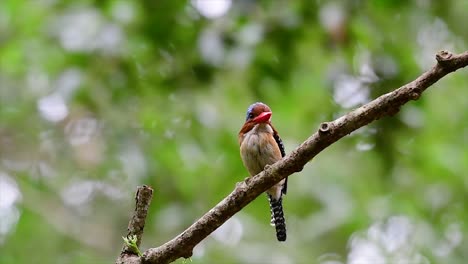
[246,102,263,120]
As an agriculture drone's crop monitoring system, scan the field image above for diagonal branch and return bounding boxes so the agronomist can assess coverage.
[117,50,468,264]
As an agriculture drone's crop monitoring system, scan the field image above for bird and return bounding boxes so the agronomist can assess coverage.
[238,102,287,241]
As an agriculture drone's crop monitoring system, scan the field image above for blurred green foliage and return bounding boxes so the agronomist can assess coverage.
[1,0,468,263]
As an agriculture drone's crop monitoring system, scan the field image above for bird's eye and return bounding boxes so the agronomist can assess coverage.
[248,113,254,119]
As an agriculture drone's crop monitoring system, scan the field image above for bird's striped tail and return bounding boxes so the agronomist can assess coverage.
[267,194,287,241]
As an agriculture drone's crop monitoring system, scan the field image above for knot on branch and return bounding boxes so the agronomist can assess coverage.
[436,50,453,66]
[409,87,422,100]
[236,178,249,189]
[319,122,331,134]
[410,92,420,100]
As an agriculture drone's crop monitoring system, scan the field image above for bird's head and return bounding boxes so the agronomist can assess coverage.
[238,102,274,145]
[245,102,272,124]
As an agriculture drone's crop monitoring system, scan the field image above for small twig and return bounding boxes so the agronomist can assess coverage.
[116,185,153,264]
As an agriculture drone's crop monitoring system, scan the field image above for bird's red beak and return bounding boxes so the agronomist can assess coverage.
[252,111,272,123]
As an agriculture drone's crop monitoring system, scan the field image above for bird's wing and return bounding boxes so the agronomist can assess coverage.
[273,131,287,195]
[273,132,286,158]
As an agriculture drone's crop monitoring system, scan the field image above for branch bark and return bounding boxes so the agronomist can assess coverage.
[117,50,468,264]
[116,185,153,264]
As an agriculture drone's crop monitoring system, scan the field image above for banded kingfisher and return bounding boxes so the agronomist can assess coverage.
[238,102,287,241]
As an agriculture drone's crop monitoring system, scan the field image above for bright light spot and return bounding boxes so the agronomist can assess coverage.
[212,216,243,245]
[0,9,10,33]
[37,161,56,179]
[192,0,231,19]
[164,129,175,139]
[156,204,187,232]
[111,0,135,24]
[319,2,345,32]
[356,141,375,151]
[119,143,147,181]
[196,103,218,128]
[333,75,369,108]
[348,216,427,263]
[198,29,224,65]
[1,159,31,172]
[433,222,463,257]
[26,69,50,95]
[56,69,82,100]
[226,47,252,68]
[178,143,204,169]
[64,117,99,146]
[0,173,21,209]
[359,62,379,83]
[99,183,125,200]
[348,237,385,264]
[445,222,462,247]
[238,23,264,46]
[367,196,390,220]
[97,24,123,54]
[0,172,22,244]
[61,180,125,208]
[297,184,353,240]
[424,183,451,211]
[57,9,101,52]
[372,216,412,253]
[416,19,454,70]
[56,9,123,54]
[317,253,343,264]
[401,105,424,128]
[374,55,399,78]
[192,242,206,258]
[61,180,94,207]
[37,93,69,122]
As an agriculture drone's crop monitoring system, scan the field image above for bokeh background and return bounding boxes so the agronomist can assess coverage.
[1,0,468,263]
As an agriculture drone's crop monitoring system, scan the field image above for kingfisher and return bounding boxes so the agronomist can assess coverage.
[238,102,287,241]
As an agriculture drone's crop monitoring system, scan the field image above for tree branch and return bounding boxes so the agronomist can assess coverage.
[117,50,468,264]
[116,185,153,264]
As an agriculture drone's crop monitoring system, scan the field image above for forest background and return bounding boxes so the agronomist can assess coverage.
[1,0,468,263]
